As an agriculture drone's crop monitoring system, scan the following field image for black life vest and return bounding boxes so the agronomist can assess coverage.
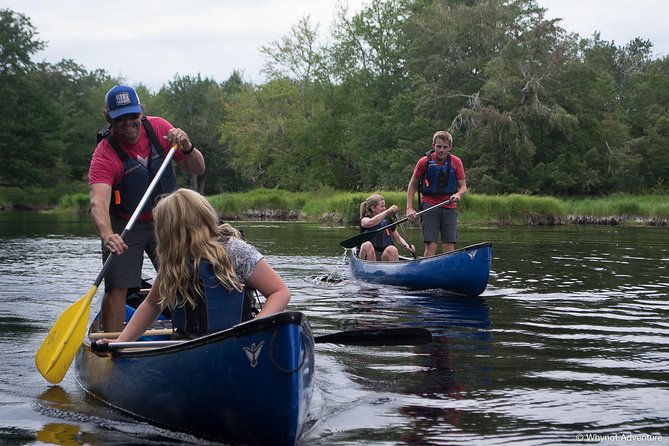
[101,117,177,216]
[171,260,257,337]
[359,217,394,251]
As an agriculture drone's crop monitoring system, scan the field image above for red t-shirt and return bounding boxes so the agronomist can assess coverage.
[412,152,465,209]
[88,116,185,220]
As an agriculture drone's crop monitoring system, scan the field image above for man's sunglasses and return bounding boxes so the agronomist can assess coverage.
[113,113,140,122]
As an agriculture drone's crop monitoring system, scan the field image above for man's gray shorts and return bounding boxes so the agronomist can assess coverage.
[102,215,157,291]
[420,207,458,244]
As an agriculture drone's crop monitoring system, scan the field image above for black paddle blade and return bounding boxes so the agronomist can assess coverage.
[314,327,433,346]
[339,217,407,249]
[339,231,376,249]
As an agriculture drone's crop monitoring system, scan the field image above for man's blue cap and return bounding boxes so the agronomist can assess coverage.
[104,85,142,119]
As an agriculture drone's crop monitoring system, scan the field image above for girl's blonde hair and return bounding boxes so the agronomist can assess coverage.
[359,193,384,219]
[153,189,243,310]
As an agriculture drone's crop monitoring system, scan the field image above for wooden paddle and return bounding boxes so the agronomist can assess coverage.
[339,198,453,249]
[35,146,177,384]
[88,328,174,340]
[92,327,433,352]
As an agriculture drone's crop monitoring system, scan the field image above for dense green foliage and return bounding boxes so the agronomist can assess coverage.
[2,1,669,199]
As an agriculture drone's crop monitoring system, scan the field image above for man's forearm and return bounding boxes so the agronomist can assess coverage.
[180,148,206,176]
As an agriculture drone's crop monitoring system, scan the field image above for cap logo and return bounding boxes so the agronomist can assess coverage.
[114,92,132,106]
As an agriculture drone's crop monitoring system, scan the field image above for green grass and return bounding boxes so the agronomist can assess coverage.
[206,191,667,225]
[58,193,90,211]
[459,194,566,224]
[0,185,87,211]
[209,188,310,218]
[564,194,669,218]
[4,185,668,226]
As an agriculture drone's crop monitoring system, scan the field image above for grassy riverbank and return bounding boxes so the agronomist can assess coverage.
[209,190,669,225]
[2,187,668,226]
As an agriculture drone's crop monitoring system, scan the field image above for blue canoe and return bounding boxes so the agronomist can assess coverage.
[75,310,315,446]
[349,242,493,296]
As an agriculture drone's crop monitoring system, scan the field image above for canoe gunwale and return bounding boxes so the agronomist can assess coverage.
[85,310,309,358]
[349,242,493,265]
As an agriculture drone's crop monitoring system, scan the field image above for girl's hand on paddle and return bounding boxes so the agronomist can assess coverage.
[406,208,417,221]
[91,340,111,357]
[387,205,399,215]
[103,234,128,255]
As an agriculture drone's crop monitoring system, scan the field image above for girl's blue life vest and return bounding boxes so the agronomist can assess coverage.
[171,260,258,337]
[105,117,177,216]
[360,217,394,251]
[419,151,458,196]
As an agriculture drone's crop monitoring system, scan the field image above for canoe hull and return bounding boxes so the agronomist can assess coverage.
[349,242,493,296]
[75,311,314,446]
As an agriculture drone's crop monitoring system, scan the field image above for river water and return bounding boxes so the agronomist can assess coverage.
[0,213,667,445]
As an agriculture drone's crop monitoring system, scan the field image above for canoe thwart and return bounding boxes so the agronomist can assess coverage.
[88,328,174,340]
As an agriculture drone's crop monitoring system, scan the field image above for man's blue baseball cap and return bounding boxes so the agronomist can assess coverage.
[104,85,142,119]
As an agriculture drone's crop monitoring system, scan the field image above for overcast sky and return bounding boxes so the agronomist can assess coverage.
[4,0,668,91]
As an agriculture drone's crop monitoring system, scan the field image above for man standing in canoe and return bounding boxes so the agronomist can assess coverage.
[88,85,206,332]
[406,131,467,257]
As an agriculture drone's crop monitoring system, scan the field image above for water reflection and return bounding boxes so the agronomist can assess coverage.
[36,423,82,446]
[399,296,492,443]
[34,386,212,446]
[303,287,496,444]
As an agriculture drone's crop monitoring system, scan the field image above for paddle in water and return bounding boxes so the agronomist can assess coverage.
[35,146,177,384]
[91,327,434,352]
[314,327,432,345]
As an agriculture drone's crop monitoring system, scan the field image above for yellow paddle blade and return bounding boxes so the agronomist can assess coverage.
[35,286,97,384]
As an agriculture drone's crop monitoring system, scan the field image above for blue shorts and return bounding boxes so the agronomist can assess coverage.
[102,215,157,291]
[420,207,458,244]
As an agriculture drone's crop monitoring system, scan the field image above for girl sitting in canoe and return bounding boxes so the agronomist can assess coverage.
[358,193,415,261]
[97,188,290,342]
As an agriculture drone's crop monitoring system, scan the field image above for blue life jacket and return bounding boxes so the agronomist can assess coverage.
[419,151,458,195]
[360,217,394,251]
[105,117,177,216]
[171,260,255,336]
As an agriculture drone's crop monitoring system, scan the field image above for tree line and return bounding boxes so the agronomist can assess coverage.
[2,0,668,198]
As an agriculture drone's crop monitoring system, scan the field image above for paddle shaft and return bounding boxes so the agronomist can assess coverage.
[340,198,453,248]
[98,327,433,351]
[397,223,417,259]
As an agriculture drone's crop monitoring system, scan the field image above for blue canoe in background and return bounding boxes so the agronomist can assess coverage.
[349,242,493,296]
[75,310,315,446]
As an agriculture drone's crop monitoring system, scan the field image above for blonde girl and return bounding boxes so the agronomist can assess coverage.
[358,193,415,261]
[101,188,290,342]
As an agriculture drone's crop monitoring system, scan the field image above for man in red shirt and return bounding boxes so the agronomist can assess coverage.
[89,85,206,332]
[406,131,467,257]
